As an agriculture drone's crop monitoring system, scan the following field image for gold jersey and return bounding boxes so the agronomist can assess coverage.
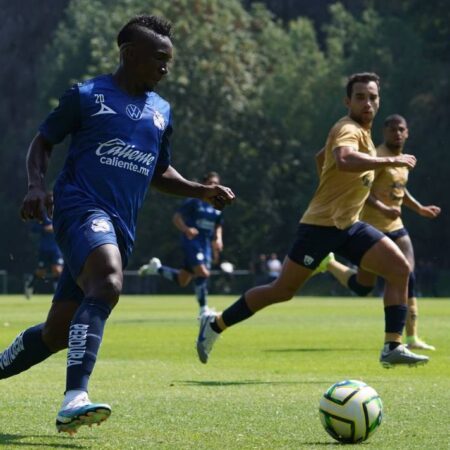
[360,144,409,232]
[301,116,376,229]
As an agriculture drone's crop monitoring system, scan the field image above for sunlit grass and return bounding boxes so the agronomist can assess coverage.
[1,295,449,449]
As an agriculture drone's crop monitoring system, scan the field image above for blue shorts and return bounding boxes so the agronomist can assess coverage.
[53,209,128,303]
[288,221,385,270]
[182,241,212,272]
[384,227,409,242]
[37,248,64,268]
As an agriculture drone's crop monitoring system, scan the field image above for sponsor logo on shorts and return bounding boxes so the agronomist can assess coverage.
[91,218,110,233]
[196,252,205,261]
[303,255,314,266]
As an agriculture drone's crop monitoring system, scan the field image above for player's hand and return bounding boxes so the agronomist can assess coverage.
[419,205,441,219]
[381,206,401,220]
[203,185,235,211]
[20,186,49,222]
[392,154,416,170]
[185,227,199,239]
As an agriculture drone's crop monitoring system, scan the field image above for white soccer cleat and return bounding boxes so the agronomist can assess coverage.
[56,393,111,435]
[379,344,429,368]
[196,311,220,364]
[406,338,435,351]
[138,257,161,276]
[198,305,212,319]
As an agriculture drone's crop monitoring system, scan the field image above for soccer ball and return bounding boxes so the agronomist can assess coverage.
[319,380,383,443]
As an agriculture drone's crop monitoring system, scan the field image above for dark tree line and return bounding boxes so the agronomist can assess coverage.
[1,0,448,293]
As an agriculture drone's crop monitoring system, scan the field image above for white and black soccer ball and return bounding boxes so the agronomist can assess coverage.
[319,380,383,443]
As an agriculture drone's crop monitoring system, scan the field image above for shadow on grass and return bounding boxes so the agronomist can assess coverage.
[178,380,333,386]
[263,348,367,353]
[0,434,91,448]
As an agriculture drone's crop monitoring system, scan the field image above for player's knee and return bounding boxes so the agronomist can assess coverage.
[275,286,296,302]
[385,257,410,284]
[94,273,123,305]
[52,266,63,277]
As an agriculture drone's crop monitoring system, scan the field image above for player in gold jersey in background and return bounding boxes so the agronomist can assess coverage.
[196,73,429,368]
[320,115,441,350]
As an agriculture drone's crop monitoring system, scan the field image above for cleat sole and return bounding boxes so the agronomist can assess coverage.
[196,341,208,364]
[56,405,111,434]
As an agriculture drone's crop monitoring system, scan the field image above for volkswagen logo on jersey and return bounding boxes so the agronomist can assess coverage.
[153,111,165,130]
[91,218,111,233]
[126,104,142,121]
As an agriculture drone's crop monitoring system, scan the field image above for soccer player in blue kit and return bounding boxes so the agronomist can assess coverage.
[0,15,234,435]
[139,171,224,316]
[25,209,64,299]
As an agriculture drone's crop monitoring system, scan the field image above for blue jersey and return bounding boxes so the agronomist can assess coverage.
[31,217,60,253]
[39,74,172,256]
[178,199,223,246]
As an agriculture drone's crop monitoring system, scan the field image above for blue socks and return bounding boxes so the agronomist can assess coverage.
[194,277,208,308]
[158,265,179,283]
[66,297,111,392]
[0,323,53,379]
[221,295,254,328]
[384,304,407,335]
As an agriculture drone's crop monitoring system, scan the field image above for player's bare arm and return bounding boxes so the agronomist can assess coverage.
[152,165,235,210]
[403,189,441,218]
[172,211,198,239]
[333,146,417,172]
[21,132,54,222]
[212,225,223,252]
[366,193,401,220]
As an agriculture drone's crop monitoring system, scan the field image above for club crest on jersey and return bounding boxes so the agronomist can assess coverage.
[303,255,314,266]
[153,111,165,130]
[126,104,142,120]
[91,219,110,233]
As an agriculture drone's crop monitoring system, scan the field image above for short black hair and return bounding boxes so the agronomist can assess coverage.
[202,171,220,182]
[346,72,380,98]
[117,14,172,47]
[384,114,407,127]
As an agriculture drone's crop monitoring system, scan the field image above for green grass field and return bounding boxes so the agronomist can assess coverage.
[1,295,449,449]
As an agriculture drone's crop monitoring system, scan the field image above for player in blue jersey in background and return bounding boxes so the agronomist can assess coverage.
[24,199,64,299]
[139,171,224,316]
[0,15,234,435]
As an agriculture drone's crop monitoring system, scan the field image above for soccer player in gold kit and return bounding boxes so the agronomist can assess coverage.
[320,115,441,350]
[196,72,429,368]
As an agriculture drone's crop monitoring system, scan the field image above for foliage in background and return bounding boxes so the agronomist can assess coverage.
[0,0,448,290]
